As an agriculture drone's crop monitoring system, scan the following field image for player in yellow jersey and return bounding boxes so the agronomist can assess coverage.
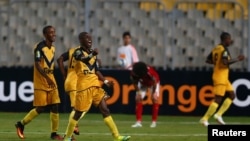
[15,25,63,140]
[63,32,131,141]
[57,47,83,140]
[200,32,245,126]
[57,47,110,138]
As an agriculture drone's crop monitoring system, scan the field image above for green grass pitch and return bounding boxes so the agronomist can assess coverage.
[0,112,249,141]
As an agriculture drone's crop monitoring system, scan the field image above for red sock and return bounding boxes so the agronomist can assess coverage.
[136,103,143,122]
[152,103,159,122]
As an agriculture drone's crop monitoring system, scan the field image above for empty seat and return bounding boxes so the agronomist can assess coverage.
[104,2,121,9]
[92,27,110,38]
[140,17,157,29]
[130,9,148,19]
[195,37,214,50]
[185,45,199,57]
[93,9,112,20]
[147,26,165,40]
[215,3,234,11]
[176,18,195,30]
[206,9,223,20]
[214,18,233,31]
[8,15,26,30]
[204,26,223,40]
[167,27,184,39]
[196,3,214,11]
[122,2,139,10]
[149,9,166,20]
[196,18,213,30]
[103,17,120,29]
[176,37,194,50]
[112,9,130,20]
[186,27,204,40]
[171,55,186,70]
[26,16,46,31]
[187,9,204,19]
[224,9,243,21]
[168,9,185,19]
[129,26,147,40]
[110,26,125,39]
[177,3,196,11]
[161,0,176,11]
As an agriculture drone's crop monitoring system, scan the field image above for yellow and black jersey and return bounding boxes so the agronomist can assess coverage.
[63,46,80,92]
[73,48,100,91]
[33,40,57,90]
[208,44,231,84]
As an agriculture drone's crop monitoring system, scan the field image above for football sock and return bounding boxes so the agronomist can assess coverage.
[65,118,78,138]
[50,112,59,133]
[152,103,159,122]
[215,98,232,116]
[103,115,119,138]
[22,108,39,125]
[136,102,143,122]
[201,102,218,120]
[69,110,75,122]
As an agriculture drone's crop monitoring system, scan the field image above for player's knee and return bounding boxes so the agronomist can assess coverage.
[100,108,110,117]
[50,104,59,113]
[36,106,45,113]
[229,93,235,100]
[74,110,83,120]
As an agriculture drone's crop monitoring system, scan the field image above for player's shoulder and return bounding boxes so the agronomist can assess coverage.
[73,47,84,56]
[35,40,46,50]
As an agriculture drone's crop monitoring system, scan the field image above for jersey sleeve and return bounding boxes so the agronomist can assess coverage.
[34,42,45,62]
[222,50,229,59]
[61,51,69,61]
[73,48,83,60]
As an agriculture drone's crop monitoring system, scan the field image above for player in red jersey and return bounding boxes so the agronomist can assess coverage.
[130,61,160,128]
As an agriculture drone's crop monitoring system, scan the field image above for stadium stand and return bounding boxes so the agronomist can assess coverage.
[0,0,248,71]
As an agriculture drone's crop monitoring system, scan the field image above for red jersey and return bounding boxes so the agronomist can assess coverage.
[131,66,160,87]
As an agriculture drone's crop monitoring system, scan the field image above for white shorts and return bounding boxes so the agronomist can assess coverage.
[136,82,160,99]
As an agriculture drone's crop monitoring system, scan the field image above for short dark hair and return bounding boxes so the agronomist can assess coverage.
[122,31,131,38]
[78,32,88,39]
[43,25,53,35]
[132,61,147,78]
[220,32,230,41]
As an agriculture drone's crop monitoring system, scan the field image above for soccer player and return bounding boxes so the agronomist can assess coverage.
[116,31,139,70]
[57,46,84,137]
[200,32,245,126]
[63,32,131,141]
[130,61,160,128]
[15,25,63,140]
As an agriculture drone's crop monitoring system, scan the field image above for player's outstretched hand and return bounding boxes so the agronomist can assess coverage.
[238,55,245,61]
[92,48,98,56]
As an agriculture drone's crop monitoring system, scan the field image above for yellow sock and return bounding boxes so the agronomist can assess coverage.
[50,112,59,133]
[65,118,78,138]
[103,116,119,138]
[69,110,75,122]
[22,108,39,125]
[216,98,232,116]
[201,102,218,120]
